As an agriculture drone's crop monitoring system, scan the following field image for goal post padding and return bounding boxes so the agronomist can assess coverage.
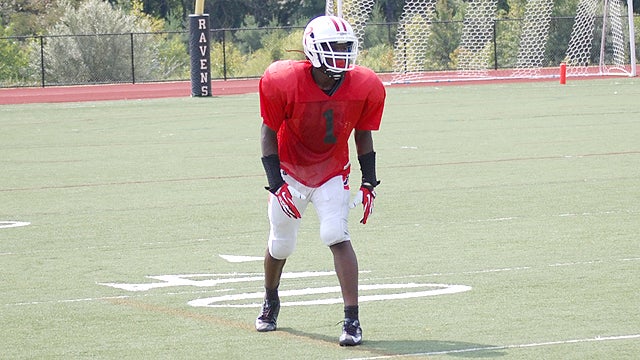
[189,0,211,97]
[189,14,212,97]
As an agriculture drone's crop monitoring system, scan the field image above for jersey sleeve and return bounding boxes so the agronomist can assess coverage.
[355,68,386,131]
[259,62,289,131]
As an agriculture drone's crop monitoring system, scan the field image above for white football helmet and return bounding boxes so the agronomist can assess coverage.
[302,15,358,75]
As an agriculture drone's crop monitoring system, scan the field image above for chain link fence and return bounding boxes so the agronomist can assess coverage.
[1,31,191,87]
[1,18,638,88]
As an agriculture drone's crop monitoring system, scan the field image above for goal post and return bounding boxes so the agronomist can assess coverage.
[327,0,636,83]
[564,0,637,77]
[627,0,637,76]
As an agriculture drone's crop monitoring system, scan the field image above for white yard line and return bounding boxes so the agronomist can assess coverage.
[347,334,640,360]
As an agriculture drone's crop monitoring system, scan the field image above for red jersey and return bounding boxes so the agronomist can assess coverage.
[260,60,385,187]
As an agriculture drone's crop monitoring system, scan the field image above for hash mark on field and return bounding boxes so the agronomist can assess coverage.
[0,221,31,229]
[219,254,264,263]
[558,210,618,217]
[464,216,518,223]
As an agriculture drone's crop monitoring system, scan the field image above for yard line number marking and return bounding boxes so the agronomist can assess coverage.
[99,270,471,308]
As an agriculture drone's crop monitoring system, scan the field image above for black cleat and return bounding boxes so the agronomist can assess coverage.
[255,298,280,332]
[339,318,362,346]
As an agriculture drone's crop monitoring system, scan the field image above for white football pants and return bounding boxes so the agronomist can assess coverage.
[267,173,351,260]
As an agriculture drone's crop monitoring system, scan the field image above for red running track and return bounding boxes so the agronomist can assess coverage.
[0,79,259,105]
[0,72,568,105]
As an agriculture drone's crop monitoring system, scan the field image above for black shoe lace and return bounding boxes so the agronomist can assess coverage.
[259,299,279,321]
[340,318,360,336]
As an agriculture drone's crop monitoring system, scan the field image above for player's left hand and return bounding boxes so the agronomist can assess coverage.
[350,184,376,224]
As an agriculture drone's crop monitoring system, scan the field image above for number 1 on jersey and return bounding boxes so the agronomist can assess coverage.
[323,109,337,144]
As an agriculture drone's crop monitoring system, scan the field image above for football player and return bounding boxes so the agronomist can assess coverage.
[256,15,386,346]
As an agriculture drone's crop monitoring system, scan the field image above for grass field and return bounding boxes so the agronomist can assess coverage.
[1,78,639,359]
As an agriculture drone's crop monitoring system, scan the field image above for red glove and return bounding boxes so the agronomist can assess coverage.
[273,183,304,219]
[350,184,376,224]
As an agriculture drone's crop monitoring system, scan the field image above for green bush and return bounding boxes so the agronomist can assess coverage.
[238,30,305,77]
[0,25,30,85]
[156,32,190,80]
[211,40,246,78]
[358,43,394,72]
[35,0,159,84]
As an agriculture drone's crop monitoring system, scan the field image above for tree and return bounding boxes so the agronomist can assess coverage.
[0,25,30,84]
[0,0,71,36]
[427,0,465,70]
[36,0,161,84]
[139,0,189,22]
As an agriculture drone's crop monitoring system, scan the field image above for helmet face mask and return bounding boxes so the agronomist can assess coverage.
[303,16,358,75]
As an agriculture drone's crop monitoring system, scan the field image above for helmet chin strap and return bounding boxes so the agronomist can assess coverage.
[322,68,345,80]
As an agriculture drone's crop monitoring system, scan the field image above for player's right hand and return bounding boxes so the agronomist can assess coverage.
[273,183,305,219]
[350,183,376,224]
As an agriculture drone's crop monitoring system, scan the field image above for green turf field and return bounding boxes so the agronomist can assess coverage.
[1,78,639,359]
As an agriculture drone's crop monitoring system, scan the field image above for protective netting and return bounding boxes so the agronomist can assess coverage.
[565,0,630,75]
[512,0,554,78]
[390,0,437,83]
[457,0,498,77]
[387,0,635,83]
[325,0,376,51]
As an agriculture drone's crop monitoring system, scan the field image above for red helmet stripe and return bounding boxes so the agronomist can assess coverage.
[330,17,347,32]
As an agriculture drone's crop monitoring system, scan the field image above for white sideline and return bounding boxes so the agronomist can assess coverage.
[347,334,640,359]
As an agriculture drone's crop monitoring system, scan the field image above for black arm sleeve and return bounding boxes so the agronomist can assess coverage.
[357,151,379,188]
[261,154,285,193]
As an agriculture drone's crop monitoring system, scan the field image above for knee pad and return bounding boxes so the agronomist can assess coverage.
[320,218,349,246]
[268,237,296,260]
